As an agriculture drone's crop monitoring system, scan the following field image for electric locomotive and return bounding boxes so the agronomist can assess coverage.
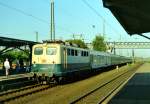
[31,40,91,83]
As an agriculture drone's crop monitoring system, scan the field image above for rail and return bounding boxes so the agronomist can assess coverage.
[0,84,51,103]
[70,63,142,104]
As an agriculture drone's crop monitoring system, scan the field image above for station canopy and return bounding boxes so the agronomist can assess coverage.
[102,0,150,35]
[0,36,38,47]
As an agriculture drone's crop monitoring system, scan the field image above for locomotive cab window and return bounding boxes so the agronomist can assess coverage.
[46,47,57,55]
[34,47,43,55]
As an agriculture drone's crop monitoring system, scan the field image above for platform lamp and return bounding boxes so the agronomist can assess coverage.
[35,31,38,42]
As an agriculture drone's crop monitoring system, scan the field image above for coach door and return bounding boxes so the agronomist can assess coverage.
[63,48,67,69]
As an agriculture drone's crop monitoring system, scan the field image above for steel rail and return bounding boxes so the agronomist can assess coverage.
[0,80,36,90]
[70,64,142,104]
[0,82,40,96]
[98,68,136,104]
[0,84,51,103]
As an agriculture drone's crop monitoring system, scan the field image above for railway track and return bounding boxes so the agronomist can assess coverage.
[0,83,40,97]
[3,63,142,104]
[70,64,141,104]
[0,80,36,92]
[0,83,52,103]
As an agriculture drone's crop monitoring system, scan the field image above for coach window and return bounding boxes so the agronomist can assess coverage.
[75,50,78,56]
[46,47,57,55]
[34,47,43,55]
[71,49,74,56]
[81,51,84,56]
[67,49,70,55]
[84,51,86,56]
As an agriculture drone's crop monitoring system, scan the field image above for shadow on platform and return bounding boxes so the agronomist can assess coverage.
[109,73,150,104]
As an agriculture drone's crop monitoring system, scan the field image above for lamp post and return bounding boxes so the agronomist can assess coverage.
[132,48,135,63]
[103,19,105,38]
[35,31,38,42]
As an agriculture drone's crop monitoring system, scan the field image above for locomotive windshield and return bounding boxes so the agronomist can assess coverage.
[34,47,43,55]
[46,47,57,55]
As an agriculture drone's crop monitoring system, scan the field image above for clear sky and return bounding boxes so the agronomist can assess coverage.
[0,0,149,57]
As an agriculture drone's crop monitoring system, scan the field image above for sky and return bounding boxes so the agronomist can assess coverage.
[0,0,149,57]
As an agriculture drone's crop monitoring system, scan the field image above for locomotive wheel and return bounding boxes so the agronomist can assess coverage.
[46,77,51,85]
[46,77,58,85]
[53,79,58,85]
[36,76,42,84]
[58,77,65,84]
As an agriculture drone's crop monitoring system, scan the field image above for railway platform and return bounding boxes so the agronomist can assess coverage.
[108,63,150,104]
[0,73,31,87]
[0,67,30,76]
[0,73,30,81]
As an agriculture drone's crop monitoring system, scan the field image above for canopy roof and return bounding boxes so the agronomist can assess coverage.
[0,36,38,47]
[103,0,150,35]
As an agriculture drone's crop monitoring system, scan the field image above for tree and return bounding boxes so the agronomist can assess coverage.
[65,39,88,49]
[0,50,29,64]
[92,35,107,51]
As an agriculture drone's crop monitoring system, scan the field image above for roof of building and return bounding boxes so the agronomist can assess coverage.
[0,36,39,47]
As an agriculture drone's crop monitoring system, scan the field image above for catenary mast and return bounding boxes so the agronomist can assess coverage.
[50,0,55,41]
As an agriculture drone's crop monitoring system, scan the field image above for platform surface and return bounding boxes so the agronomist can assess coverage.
[109,63,150,104]
[0,73,30,82]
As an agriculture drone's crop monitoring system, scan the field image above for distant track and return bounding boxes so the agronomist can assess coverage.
[70,64,142,104]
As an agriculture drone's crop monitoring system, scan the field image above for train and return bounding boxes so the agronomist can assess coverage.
[31,40,132,83]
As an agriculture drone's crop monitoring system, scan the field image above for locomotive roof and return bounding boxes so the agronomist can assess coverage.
[33,42,89,51]
[43,40,65,44]
[42,40,84,48]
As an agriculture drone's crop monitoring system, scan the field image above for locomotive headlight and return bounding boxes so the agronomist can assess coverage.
[33,61,36,67]
[33,64,36,67]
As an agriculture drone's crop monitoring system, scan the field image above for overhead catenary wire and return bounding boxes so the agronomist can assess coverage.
[0,32,24,37]
[0,0,122,40]
[43,0,123,40]
[0,32,37,41]
[0,1,48,24]
[41,0,90,35]
[0,1,74,34]
[41,0,92,29]
[41,0,49,3]
[81,0,122,37]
